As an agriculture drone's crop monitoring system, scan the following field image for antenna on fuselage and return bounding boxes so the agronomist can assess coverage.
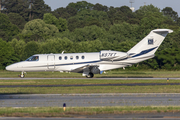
[62,51,65,54]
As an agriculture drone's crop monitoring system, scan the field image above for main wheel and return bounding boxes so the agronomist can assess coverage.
[86,73,94,78]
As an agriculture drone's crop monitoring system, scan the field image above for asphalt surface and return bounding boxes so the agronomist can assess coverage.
[1,94,180,119]
[1,93,180,107]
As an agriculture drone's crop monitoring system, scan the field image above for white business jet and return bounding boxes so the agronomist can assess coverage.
[6,29,173,78]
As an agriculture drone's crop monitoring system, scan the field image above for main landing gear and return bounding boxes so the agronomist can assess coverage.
[86,73,94,78]
[18,72,25,78]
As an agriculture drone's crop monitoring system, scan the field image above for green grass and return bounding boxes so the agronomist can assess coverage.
[1,85,180,94]
[0,79,178,85]
[0,79,179,94]
[1,70,180,78]
[0,106,179,117]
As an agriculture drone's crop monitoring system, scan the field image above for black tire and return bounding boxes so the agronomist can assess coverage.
[86,73,94,78]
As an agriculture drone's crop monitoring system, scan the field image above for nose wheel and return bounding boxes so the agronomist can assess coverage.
[18,72,25,78]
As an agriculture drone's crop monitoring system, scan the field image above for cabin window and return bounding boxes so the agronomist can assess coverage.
[82,56,85,59]
[76,56,79,60]
[70,56,73,60]
[59,56,62,60]
[25,56,39,61]
[64,56,68,60]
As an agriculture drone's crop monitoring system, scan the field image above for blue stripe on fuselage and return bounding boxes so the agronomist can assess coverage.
[132,46,158,58]
[55,47,158,67]
[30,47,159,68]
[54,60,101,67]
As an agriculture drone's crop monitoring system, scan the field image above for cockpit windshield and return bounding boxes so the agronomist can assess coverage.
[25,56,39,61]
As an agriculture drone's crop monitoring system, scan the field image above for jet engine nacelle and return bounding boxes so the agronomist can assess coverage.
[91,66,100,74]
[100,50,128,61]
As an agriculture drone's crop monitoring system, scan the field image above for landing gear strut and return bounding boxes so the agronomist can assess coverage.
[86,73,94,78]
[19,72,25,78]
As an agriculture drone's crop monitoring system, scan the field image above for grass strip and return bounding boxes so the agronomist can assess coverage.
[2,70,180,78]
[0,106,180,117]
[0,79,179,85]
[0,85,180,94]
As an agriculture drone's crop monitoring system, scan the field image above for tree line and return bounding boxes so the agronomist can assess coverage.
[0,0,180,70]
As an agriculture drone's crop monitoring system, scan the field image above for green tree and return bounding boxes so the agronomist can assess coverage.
[22,41,40,60]
[43,13,67,32]
[0,13,20,41]
[2,0,51,21]
[163,28,180,50]
[107,6,134,24]
[2,0,30,21]
[68,15,86,31]
[108,40,136,52]
[40,38,74,54]
[176,17,180,26]
[108,22,138,42]
[67,1,94,12]
[119,6,135,20]
[68,10,108,31]
[162,7,178,21]
[59,25,107,42]
[8,13,26,30]
[9,38,26,60]
[21,19,59,41]
[93,3,108,12]
[76,40,103,52]
[136,12,166,39]
[0,38,19,69]
[52,6,77,20]
[156,48,179,70]
[28,0,51,21]
[73,25,106,42]
[135,4,160,20]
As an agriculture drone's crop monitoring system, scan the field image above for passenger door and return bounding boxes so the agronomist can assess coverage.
[47,55,55,70]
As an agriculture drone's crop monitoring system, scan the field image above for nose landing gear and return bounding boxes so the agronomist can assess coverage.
[18,72,25,78]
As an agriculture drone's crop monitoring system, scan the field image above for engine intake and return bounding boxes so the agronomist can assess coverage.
[91,66,100,74]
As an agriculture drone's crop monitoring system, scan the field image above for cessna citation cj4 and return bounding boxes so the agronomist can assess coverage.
[6,29,173,78]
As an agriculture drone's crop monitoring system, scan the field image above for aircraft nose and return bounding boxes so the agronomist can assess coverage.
[6,64,17,71]
[6,65,12,71]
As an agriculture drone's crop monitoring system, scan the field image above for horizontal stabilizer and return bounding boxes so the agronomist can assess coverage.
[152,29,173,33]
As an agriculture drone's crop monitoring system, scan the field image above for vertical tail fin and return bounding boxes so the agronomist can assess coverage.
[127,29,173,56]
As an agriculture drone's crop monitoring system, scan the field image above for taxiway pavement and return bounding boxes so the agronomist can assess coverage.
[0,83,179,88]
[1,93,180,107]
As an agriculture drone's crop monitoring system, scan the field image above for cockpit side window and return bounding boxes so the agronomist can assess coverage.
[25,56,39,61]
